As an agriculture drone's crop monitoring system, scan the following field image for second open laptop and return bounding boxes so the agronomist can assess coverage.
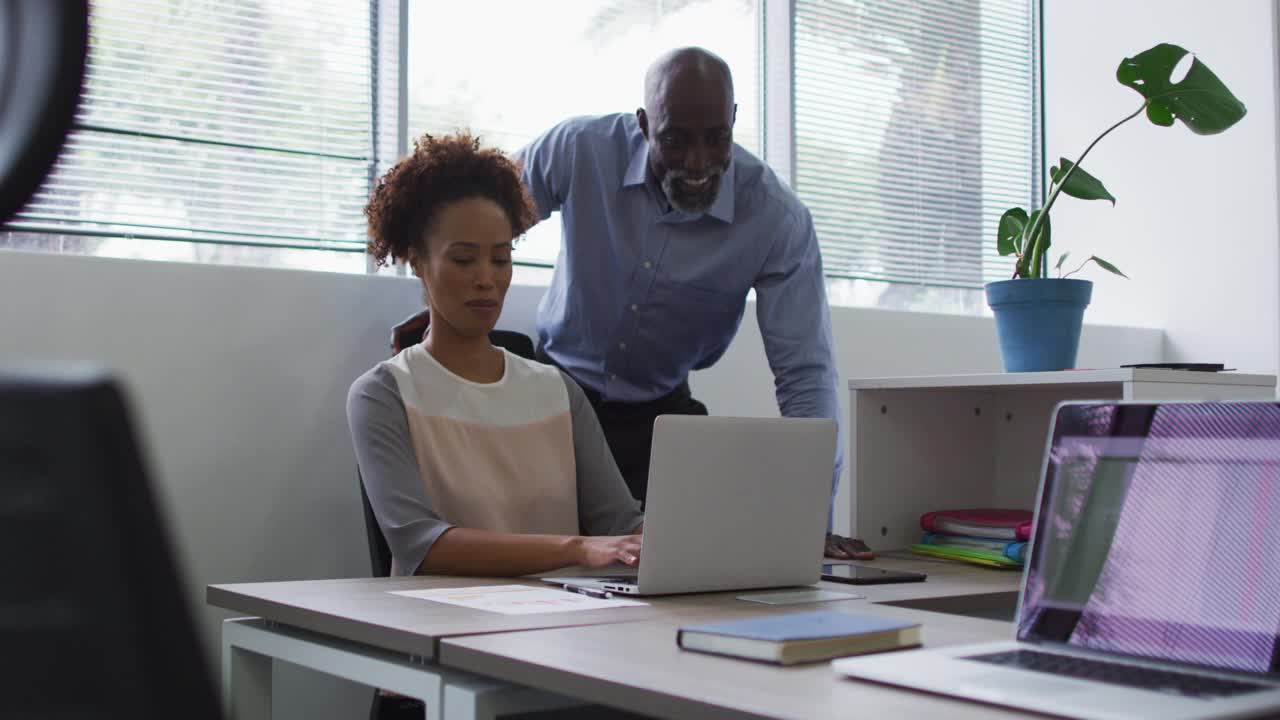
[835,401,1280,720]
[543,415,836,596]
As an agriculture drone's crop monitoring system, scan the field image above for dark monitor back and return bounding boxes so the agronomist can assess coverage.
[0,370,221,719]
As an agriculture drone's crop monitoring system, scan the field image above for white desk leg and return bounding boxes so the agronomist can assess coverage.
[218,618,582,720]
[223,622,273,720]
[442,673,584,720]
[221,618,446,719]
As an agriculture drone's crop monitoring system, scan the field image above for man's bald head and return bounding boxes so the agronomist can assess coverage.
[637,47,737,214]
[643,47,734,111]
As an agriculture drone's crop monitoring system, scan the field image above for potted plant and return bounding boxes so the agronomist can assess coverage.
[988,43,1246,372]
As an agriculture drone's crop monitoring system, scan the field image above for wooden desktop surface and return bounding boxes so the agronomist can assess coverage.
[208,555,1023,714]
[208,573,670,659]
[206,572,877,660]
[439,599,1024,720]
[206,572,838,659]
[425,555,1027,719]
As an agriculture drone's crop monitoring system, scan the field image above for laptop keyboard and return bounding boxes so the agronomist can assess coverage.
[965,649,1271,699]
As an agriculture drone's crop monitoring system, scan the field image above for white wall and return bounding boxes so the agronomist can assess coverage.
[1043,0,1280,374]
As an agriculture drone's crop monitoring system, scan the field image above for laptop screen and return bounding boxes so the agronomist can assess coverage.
[1020,402,1280,676]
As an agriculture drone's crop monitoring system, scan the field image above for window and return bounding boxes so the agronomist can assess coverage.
[406,0,760,268]
[0,0,400,273]
[792,0,1040,312]
[3,0,1041,317]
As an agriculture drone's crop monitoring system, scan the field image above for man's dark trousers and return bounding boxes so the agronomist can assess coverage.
[536,349,706,504]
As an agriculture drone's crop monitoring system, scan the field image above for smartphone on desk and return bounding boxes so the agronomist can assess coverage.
[821,564,927,585]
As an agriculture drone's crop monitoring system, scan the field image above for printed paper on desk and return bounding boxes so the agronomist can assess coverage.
[389,585,647,614]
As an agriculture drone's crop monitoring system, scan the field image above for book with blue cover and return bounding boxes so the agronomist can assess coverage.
[676,610,921,665]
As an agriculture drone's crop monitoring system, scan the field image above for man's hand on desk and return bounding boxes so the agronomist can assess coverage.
[825,533,875,560]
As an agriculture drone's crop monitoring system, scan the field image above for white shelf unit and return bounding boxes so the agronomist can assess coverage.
[848,369,1277,551]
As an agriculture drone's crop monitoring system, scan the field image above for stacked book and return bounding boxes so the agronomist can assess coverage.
[677,610,921,665]
[910,508,1032,569]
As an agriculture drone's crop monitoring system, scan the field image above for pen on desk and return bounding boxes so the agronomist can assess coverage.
[563,584,613,600]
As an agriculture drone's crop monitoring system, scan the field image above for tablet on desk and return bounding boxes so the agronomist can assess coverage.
[821,564,927,585]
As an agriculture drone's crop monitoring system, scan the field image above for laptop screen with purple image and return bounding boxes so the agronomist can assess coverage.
[1020,402,1280,677]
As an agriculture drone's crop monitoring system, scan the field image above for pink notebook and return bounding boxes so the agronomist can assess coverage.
[919,508,1032,540]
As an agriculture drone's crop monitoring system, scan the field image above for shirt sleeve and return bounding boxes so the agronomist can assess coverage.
[347,365,453,576]
[560,370,644,536]
[753,205,846,499]
[513,119,576,222]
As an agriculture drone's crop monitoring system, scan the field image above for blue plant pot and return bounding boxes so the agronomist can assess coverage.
[986,278,1093,372]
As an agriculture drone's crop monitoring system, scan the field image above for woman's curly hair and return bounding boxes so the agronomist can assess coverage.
[364,132,538,267]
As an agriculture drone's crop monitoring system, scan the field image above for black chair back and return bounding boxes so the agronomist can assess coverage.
[358,469,393,578]
[490,329,536,361]
[0,370,221,719]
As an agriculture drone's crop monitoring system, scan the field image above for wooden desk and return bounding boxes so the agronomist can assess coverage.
[209,574,659,661]
[440,600,1018,720]
[209,558,1023,719]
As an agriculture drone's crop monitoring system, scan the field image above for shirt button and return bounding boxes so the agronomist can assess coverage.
[642,260,652,269]
[630,304,639,312]
[618,342,627,350]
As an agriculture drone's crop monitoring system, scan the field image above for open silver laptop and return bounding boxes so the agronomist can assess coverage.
[544,415,835,596]
[835,401,1280,720]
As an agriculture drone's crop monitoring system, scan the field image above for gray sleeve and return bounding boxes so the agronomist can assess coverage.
[561,371,644,536]
[347,365,453,576]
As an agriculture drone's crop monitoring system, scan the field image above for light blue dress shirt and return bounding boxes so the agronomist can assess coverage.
[517,113,844,490]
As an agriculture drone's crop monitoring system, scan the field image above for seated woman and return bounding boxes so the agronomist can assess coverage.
[348,132,643,577]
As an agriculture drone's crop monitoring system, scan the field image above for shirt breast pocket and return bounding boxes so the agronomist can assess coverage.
[651,278,746,358]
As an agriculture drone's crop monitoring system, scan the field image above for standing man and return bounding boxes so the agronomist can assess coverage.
[396,47,868,559]
[520,47,867,559]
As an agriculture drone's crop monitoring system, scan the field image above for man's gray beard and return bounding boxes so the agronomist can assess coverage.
[661,171,722,214]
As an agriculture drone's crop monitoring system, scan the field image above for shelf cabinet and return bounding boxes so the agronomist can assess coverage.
[847,369,1277,551]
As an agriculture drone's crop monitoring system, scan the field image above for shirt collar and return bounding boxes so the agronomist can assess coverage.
[623,140,649,188]
[704,159,735,224]
[623,143,736,224]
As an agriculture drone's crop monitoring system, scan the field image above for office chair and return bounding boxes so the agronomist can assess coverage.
[361,325,538,720]
[396,324,535,362]
[359,471,393,578]
[0,370,222,719]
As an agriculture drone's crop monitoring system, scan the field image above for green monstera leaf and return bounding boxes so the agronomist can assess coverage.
[1051,158,1115,205]
[997,207,1028,256]
[1116,43,1247,134]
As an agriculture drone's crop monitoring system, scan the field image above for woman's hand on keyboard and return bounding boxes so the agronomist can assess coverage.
[575,534,642,568]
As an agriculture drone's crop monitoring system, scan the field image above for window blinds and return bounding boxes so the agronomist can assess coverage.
[793,0,1040,289]
[9,0,397,254]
